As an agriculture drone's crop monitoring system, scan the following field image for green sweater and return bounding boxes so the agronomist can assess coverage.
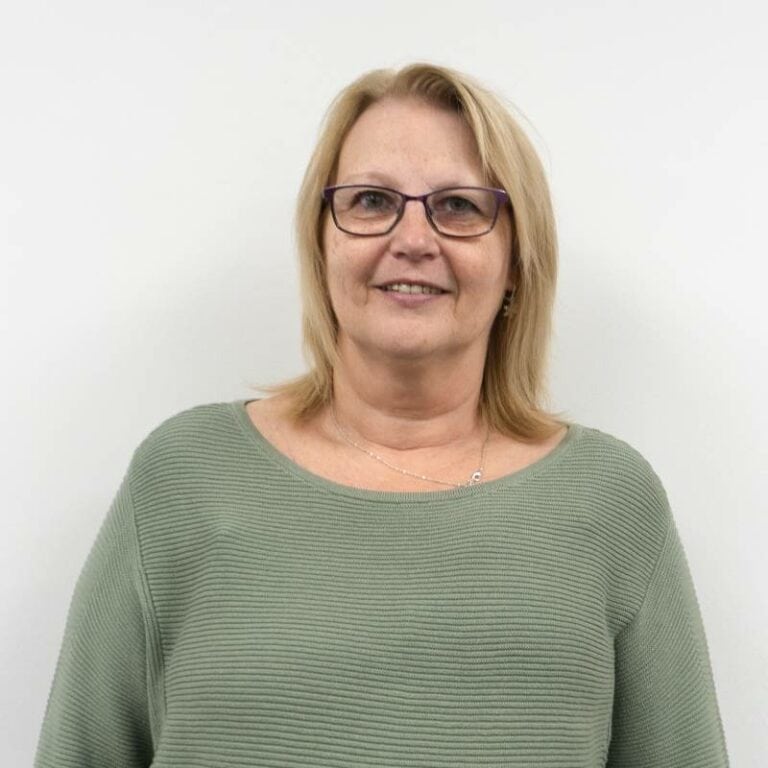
[35,400,729,767]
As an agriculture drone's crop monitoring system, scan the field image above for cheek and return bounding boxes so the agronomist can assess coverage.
[322,226,345,291]
[323,235,372,308]
[456,246,510,294]
[480,237,514,292]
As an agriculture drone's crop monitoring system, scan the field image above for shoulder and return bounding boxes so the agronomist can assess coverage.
[125,400,246,505]
[135,401,236,453]
[567,423,676,613]
[571,422,673,529]
[557,422,675,554]
[568,422,670,508]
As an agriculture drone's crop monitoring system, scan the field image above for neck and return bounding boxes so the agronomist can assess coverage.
[329,338,487,452]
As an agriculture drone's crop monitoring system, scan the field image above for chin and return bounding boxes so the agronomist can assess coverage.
[367,335,451,361]
[339,324,457,362]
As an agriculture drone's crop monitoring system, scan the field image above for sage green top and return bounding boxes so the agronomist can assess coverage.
[35,400,729,767]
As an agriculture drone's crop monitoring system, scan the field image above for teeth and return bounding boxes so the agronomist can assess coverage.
[382,283,443,295]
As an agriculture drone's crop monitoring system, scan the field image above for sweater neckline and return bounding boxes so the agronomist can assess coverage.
[229,399,582,504]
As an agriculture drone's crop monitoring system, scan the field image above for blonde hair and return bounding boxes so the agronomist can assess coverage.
[260,63,570,441]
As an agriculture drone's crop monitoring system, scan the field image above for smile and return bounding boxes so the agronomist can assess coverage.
[377,283,447,295]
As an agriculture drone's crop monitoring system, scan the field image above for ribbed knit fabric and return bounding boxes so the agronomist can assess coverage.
[34,400,729,768]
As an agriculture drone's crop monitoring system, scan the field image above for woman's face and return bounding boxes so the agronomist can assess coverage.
[322,97,513,367]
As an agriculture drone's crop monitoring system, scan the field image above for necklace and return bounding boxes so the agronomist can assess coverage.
[330,403,491,488]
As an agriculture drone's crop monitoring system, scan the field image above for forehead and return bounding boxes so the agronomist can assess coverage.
[335,97,485,188]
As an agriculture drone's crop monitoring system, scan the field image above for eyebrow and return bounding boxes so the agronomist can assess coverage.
[338,172,484,190]
[340,171,396,186]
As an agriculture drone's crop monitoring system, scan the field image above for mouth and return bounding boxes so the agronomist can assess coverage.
[375,281,449,295]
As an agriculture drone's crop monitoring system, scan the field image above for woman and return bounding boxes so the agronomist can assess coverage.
[35,64,729,767]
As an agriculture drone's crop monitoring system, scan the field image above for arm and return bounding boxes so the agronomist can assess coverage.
[34,471,159,768]
[606,513,730,767]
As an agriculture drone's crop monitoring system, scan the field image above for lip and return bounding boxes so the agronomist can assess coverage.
[374,284,449,306]
[374,279,450,293]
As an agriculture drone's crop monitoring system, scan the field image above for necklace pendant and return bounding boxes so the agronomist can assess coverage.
[469,469,483,484]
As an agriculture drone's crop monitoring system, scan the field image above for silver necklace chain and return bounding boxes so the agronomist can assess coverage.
[330,403,490,488]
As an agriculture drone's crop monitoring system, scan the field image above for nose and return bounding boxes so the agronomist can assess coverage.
[388,198,439,259]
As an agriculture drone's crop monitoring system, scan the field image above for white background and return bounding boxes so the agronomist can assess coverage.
[2,1,766,764]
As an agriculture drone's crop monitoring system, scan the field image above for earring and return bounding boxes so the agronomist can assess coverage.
[501,288,516,317]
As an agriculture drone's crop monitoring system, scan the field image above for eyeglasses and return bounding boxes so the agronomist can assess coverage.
[322,184,509,238]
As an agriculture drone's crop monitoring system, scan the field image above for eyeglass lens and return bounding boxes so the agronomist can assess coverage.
[330,186,500,236]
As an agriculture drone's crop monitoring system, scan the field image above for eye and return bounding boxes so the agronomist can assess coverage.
[431,192,482,216]
[349,188,399,213]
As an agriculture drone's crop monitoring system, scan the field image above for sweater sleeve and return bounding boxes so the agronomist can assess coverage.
[606,512,729,767]
[34,469,159,768]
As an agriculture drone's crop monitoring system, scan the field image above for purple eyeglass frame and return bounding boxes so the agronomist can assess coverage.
[322,184,510,238]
